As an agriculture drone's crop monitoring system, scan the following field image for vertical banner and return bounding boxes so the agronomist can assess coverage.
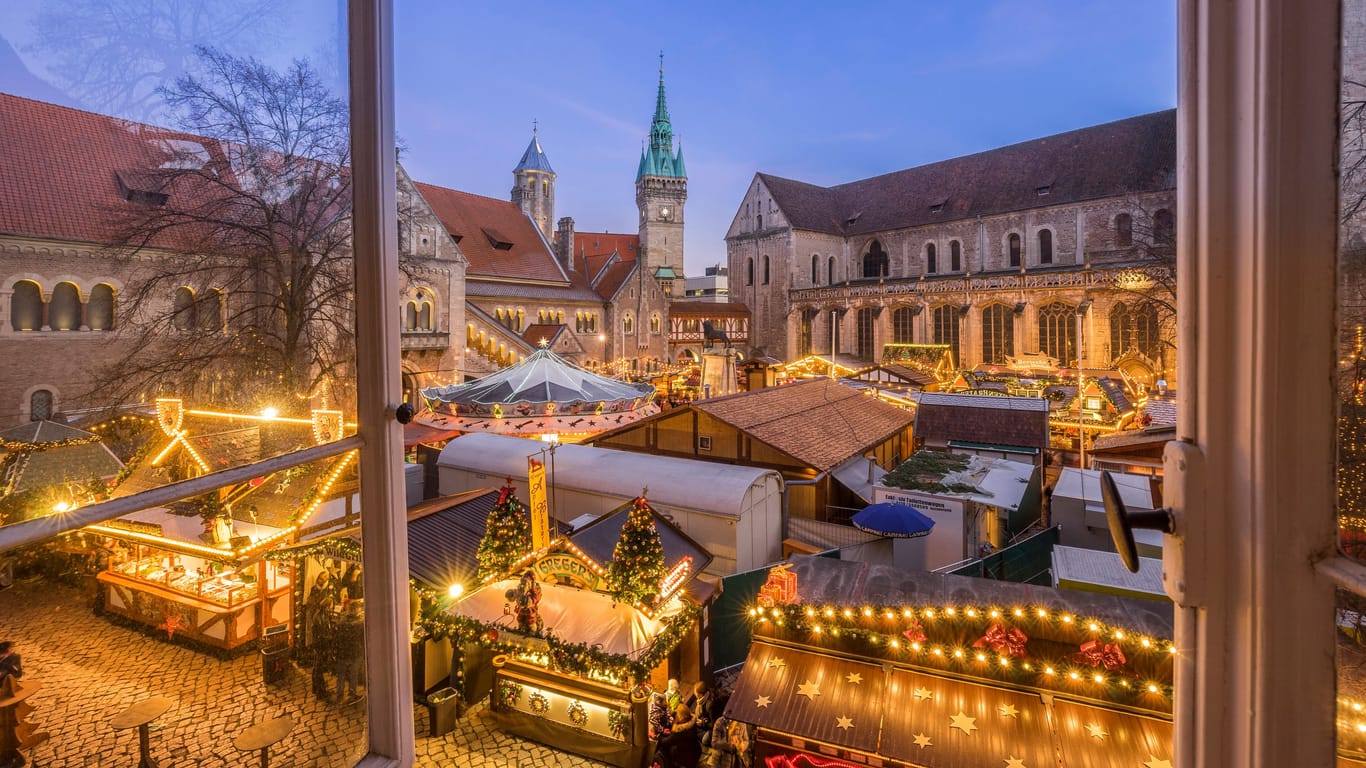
[528,455,549,550]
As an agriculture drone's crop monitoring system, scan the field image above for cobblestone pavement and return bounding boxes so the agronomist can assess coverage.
[0,578,609,767]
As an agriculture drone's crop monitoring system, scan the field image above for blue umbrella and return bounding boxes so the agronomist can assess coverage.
[851,502,935,538]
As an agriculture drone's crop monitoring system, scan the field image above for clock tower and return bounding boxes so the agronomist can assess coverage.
[635,54,687,294]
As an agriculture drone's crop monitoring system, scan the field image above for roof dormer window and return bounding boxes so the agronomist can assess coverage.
[929,199,947,214]
[1036,184,1052,196]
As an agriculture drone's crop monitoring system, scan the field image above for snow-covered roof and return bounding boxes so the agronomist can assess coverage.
[1053,467,1155,509]
[420,347,654,409]
[437,433,780,519]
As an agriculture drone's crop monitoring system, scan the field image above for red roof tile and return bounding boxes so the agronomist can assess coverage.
[756,110,1176,237]
[413,181,567,282]
[591,260,636,301]
[571,230,638,262]
[521,323,565,346]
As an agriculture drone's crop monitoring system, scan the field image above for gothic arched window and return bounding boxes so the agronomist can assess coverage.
[926,243,938,274]
[746,258,755,286]
[856,307,876,361]
[1038,229,1054,264]
[89,283,115,331]
[981,304,1015,365]
[650,313,662,334]
[763,255,771,285]
[1038,302,1078,364]
[798,310,814,357]
[404,302,417,331]
[198,288,224,332]
[29,389,53,422]
[828,257,835,285]
[172,286,196,331]
[950,240,962,272]
[419,302,433,331]
[49,282,80,331]
[863,240,889,278]
[1154,208,1175,245]
[932,305,961,367]
[623,313,634,335]
[1115,213,1134,246]
[1110,301,1161,361]
[1008,233,1022,267]
[892,307,915,344]
[10,280,42,332]
[811,254,819,285]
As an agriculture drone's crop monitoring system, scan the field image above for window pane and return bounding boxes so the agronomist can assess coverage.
[0,3,370,765]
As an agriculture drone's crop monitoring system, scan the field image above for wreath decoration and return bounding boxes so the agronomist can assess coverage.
[607,709,630,740]
[567,700,588,728]
[528,691,550,715]
[496,680,523,711]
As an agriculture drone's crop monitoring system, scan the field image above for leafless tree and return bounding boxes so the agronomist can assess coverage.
[94,47,355,414]
[1094,196,1178,377]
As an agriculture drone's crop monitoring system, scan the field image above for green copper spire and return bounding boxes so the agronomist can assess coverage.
[649,51,673,154]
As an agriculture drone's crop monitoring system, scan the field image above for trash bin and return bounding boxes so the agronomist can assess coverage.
[261,624,291,686]
[426,687,460,738]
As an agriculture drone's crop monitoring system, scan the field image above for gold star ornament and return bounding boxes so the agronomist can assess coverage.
[765,656,786,669]
[1086,723,1108,739]
[949,711,978,735]
[796,680,822,701]
[912,733,933,748]
[835,715,854,730]
[754,695,772,708]
[845,672,863,685]
[1004,758,1027,768]
[1143,759,1173,768]
[998,703,1019,718]
[913,687,933,701]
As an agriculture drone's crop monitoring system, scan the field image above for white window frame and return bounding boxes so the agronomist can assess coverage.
[1172,1,1338,766]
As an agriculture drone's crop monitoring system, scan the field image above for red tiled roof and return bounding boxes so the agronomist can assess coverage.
[914,393,1051,451]
[694,378,914,472]
[572,230,638,262]
[756,109,1176,237]
[668,300,751,316]
[0,93,216,246]
[521,323,565,346]
[591,260,636,301]
[413,181,567,282]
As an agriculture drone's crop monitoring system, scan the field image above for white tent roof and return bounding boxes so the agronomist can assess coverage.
[447,578,684,657]
[437,433,779,520]
[1053,467,1155,509]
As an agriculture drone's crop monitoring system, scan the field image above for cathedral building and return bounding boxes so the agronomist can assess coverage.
[726,110,1178,390]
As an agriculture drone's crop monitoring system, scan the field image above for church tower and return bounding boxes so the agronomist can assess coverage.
[635,55,687,294]
[512,124,555,242]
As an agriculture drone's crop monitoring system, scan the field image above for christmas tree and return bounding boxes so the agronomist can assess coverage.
[606,495,667,607]
[476,481,533,580]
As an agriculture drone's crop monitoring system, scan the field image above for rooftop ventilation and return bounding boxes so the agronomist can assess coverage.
[481,228,513,250]
[930,199,947,213]
[1035,184,1052,196]
[114,169,168,206]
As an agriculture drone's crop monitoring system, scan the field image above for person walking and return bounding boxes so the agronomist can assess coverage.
[0,642,22,687]
[333,601,365,704]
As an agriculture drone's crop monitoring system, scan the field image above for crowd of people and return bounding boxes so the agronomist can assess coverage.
[305,562,366,705]
[648,678,751,768]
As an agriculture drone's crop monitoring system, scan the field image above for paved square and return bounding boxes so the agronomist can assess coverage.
[0,577,608,767]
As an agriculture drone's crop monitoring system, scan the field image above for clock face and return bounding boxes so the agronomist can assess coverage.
[659,206,672,221]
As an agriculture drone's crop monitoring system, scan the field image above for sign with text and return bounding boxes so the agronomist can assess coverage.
[528,456,549,550]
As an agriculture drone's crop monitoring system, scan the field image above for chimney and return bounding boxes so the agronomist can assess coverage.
[556,217,575,270]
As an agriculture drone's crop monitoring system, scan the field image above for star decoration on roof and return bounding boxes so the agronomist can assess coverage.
[1086,723,1108,740]
[538,338,549,348]
[845,672,863,685]
[949,712,978,735]
[796,681,822,701]
[913,687,933,701]
[765,657,786,669]
[835,716,854,730]
[999,703,1019,718]
[754,695,772,708]
[912,733,933,748]
[1004,757,1027,768]
[1143,759,1173,768]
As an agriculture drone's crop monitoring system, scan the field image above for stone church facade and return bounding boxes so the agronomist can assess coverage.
[726,110,1178,390]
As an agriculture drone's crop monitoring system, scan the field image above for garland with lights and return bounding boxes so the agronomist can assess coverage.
[605,496,666,607]
[751,600,1175,711]
[476,482,533,580]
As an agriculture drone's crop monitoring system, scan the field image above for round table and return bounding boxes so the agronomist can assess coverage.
[233,715,294,768]
[109,696,174,768]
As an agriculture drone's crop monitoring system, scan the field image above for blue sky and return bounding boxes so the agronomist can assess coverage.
[0,1,1176,274]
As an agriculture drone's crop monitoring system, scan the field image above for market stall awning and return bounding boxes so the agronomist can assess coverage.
[830,455,887,504]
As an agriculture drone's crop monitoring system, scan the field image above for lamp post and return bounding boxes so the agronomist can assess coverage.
[1076,298,1093,469]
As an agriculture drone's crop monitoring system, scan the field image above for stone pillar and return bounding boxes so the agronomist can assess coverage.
[40,295,50,332]
[1021,303,1039,355]
[962,302,983,370]
[79,300,90,332]
[700,350,739,399]
[0,290,11,334]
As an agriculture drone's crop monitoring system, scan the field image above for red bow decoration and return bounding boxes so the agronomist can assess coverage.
[902,620,927,644]
[497,482,515,505]
[973,623,1030,657]
[1075,640,1127,670]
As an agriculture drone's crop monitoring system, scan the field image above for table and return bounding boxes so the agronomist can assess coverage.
[109,696,174,768]
[0,680,43,768]
[233,715,294,768]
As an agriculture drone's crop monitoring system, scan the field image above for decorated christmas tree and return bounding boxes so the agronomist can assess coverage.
[606,494,667,607]
[476,481,533,580]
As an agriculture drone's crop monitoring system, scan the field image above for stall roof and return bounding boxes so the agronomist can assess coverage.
[569,501,713,576]
[1053,544,1167,601]
[438,433,781,519]
[830,454,887,504]
[1054,467,1156,509]
[406,489,572,589]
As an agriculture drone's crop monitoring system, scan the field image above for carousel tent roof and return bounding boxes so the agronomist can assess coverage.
[420,347,654,407]
[0,420,123,495]
[0,420,92,444]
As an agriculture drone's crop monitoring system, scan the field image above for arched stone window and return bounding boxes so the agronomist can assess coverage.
[1038,302,1078,364]
[863,240,889,278]
[892,307,915,343]
[11,280,42,332]
[856,307,876,361]
[172,286,196,331]
[926,243,938,274]
[1153,208,1175,245]
[198,288,224,332]
[1008,233,1022,267]
[49,282,80,331]
[623,313,634,335]
[981,304,1015,365]
[650,313,662,334]
[1115,213,1134,246]
[811,254,819,285]
[403,302,417,331]
[746,258,755,286]
[932,305,961,367]
[1038,229,1053,264]
[827,257,836,285]
[1110,301,1161,361]
[29,389,53,421]
[542,180,549,197]
[798,309,814,357]
[516,309,524,332]
[89,283,115,331]
[763,255,771,285]
[418,302,433,331]
[950,240,962,272]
